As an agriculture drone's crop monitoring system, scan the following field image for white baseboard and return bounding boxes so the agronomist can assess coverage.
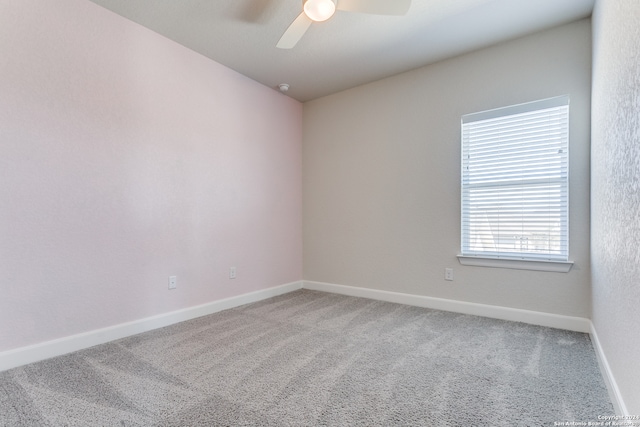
[303,280,591,333]
[303,281,633,410]
[0,281,303,373]
[590,323,629,416]
[3,279,627,414]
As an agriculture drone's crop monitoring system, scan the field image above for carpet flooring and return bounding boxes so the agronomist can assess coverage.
[0,289,613,426]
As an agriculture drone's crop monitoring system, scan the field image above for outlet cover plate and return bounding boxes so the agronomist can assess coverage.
[445,268,454,281]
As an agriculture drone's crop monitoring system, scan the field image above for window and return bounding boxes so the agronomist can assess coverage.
[459,96,571,271]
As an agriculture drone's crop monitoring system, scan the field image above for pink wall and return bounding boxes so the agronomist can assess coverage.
[0,0,303,352]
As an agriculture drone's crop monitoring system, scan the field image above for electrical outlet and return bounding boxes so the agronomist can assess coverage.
[229,267,236,279]
[169,275,177,290]
[445,268,454,281]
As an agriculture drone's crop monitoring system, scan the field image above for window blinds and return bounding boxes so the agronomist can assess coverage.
[461,96,569,261]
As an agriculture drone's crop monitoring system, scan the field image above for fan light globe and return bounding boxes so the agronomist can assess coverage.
[303,0,336,22]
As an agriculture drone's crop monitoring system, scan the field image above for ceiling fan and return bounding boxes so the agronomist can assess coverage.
[277,0,412,49]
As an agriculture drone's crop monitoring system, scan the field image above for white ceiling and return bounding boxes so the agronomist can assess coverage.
[87,0,595,102]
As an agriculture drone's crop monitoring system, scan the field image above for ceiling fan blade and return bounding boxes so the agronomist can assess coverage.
[277,12,313,49]
[336,0,411,15]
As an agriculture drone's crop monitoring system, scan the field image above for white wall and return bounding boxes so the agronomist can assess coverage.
[591,0,640,414]
[303,19,592,317]
[0,0,302,353]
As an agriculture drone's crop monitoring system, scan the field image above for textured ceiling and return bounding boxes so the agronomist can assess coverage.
[86,0,595,102]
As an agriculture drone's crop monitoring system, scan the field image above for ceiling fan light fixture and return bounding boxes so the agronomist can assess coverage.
[303,0,336,22]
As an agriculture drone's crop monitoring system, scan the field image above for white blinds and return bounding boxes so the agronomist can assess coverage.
[461,96,569,261]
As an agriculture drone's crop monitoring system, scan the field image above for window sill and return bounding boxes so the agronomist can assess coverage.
[457,255,573,273]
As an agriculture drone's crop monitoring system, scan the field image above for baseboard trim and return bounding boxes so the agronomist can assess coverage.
[0,281,303,373]
[303,281,591,333]
[304,281,632,412]
[590,323,629,416]
[3,279,626,413]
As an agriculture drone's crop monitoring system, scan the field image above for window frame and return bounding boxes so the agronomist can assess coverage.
[458,96,573,273]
